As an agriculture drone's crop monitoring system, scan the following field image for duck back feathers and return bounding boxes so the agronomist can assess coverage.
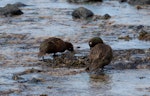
[38,37,74,57]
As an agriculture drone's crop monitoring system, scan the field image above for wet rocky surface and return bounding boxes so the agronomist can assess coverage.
[0,0,150,96]
[0,3,24,17]
[128,0,150,5]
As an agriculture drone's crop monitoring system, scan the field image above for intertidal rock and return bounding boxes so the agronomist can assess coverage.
[128,0,150,5]
[138,30,150,41]
[72,7,94,20]
[0,4,23,16]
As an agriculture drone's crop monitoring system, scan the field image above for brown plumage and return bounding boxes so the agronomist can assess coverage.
[86,37,113,72]
[38,37,74,58]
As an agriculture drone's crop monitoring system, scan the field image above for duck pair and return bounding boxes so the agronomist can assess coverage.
[38,37,113,72]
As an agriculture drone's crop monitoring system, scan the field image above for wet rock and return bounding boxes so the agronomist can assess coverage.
[40,94,48,96]
[138,30,150,41]
[28,77,45,83]
[118,35,132,41]
[93,14,111,21]
[136,25,144,30]
[16,68,44,75]
[111,61,137,69]
[0,4,23,17]
[38,37,74,59]
[112,49,150,69]
[102,14,111,20]
[43,54,88,68]
[47,86,53,89]
[67,0,89,3]
[67,0,102,3]
[128,0,150,5]
[72,7,94,20]
[119,0,127,3]
[138,76,146,79]
[86,37,113,73]
[0,33,29,45]
[12,74,24,80]
[0,33,28,40]
[0,89,21,95]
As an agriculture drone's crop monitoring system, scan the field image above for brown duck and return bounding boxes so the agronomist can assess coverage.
[86,37,113,73]
[38,37,74,59]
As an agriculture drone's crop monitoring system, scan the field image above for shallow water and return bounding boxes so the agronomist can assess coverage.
[0,0,150,50]
[1,69,149,96]
[0,0,150,95]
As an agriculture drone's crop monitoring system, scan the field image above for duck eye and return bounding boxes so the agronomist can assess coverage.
[89,42,92,45]
[69,47,73,51]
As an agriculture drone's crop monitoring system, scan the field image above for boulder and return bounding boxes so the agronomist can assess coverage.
[119,0,127,3]
[72,7,94,20]
[0,4,23,17]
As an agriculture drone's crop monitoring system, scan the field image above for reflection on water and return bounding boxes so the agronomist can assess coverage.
[1,69,150,96]
[46,72,112,96]
[41,69,150,96]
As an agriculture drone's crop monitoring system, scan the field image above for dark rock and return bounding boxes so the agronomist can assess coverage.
[28,77,44,83]
[68,0,89,3]
[119,0,127,3]
[138,30,150,41]
[38,37,74,58]
[111,61,137,69]
[102,14,111,19]
[86,37,113,73]
[72,7,94,20]
[43,54,88,68]
[67,0,102,3]
[12,74,24,80]
[93,14,111,21]
[40,94,48,96]
[111,49,150,69]
[137,25,144,30]
[128,0,150,5]
[91,0,102,1]
[16,68,44,75]
[0,4,23,17]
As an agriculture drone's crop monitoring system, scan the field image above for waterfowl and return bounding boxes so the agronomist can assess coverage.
[86,37,113,73]
[38,37,74,60]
